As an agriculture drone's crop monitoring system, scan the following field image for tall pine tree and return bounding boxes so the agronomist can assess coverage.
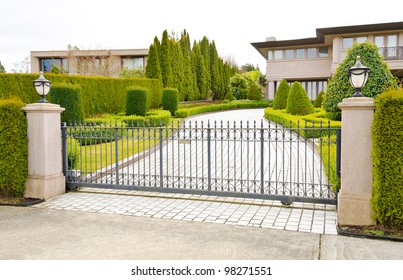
[160,30,173,88]
[145,38,161,81]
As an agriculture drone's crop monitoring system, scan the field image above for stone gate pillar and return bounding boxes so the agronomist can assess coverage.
[337,97,376,226]
[22,103,65,200]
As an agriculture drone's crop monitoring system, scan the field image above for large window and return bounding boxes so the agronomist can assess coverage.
[307,48,317,58]
[274,50,283,60]
[342,37,354,50]
[296,49,305,59]
[40,58,68,72]
[319,47,328,58]
[122,57,144,70]
[285,49,294,60]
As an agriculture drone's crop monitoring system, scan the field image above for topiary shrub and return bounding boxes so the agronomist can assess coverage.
[162,88,178,116]
[247,83,262,101]
[224,91,236,101]
[372,88,403,227]
[313,91,325,108]
[323,42,398,120]
[286,82,315,115]
[50,83,84,123]
[126,87,148,116]
[0,98,28,197]
[273,79,290,110]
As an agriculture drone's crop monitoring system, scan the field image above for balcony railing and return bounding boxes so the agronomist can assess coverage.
[378,47,403,60]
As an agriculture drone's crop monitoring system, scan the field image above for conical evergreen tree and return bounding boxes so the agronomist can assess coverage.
[171,40,186,101]
[193,44,208,99]
[145,42,161,81]
[209,41,220,99]
[200,36,211,92]
[180,30,195,101]
[160,30,173,87]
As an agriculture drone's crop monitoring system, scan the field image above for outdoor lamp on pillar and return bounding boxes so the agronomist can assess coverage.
[33,71,52,103]
[348,56,369,97]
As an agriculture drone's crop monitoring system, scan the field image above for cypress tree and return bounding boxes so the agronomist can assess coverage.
[193,44,208,99]
[200,36,211,92]
[180,30,195,101]
[209,41,220,99]
[145,42,161,81]
[171,40,186,101]
[160,30,173,88]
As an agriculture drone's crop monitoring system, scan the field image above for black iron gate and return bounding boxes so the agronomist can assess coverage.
[62,119,340,205]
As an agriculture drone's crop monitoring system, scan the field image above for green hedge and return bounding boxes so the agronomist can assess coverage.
[126,87,148,116]
[372,88,403,227]
[162,88,179,115]
[0,98,28,197]
[86,110,171,127]
[175,100,272,118]
[264,107,341,138]
[0,73,162,117]
[50,83,84,123]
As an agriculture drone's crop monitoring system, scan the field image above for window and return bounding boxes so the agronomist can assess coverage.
[375,36,384,48]
[285,49,294,60]
[40,58,68,72]
[274,50,283,60]
[319,47,328,58]
[122,57,144,70]
[296,49,305,59]
[268,50,273,60]
[307,48,317,58]
[356,36,367,43]
[342,37,353,50]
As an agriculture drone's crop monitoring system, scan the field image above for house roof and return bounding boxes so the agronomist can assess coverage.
[251,21,403,58]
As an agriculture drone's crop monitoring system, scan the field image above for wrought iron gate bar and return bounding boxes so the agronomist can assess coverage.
[62,119,339,205]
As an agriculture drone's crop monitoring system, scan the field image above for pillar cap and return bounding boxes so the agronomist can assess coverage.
[338,97,375,110]
[22,102,65,113]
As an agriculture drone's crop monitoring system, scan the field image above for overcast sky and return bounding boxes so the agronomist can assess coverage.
[1,0,402,73]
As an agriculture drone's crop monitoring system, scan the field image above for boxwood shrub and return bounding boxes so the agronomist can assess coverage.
[0,98,28,197]
[126,87,148,116]
[50,83,84,123]
[372,88,403,227]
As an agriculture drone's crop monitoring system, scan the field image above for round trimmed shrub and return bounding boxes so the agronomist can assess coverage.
[162,88,178,116]
[286,82,315,115]
[323,42,398,120]
[273,79,290,110]
[50,83,84,123]
[126,87,148,116]
[247,83,262,101]
[0,98,28,197]
[313,91,325,108]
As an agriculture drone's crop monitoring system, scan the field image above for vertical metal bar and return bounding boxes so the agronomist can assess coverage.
[260,120,264,195]
[61,122,68,177]
[207,121,211,192]
[159,126,163,188]
[115,124,119,185]
[336,129,342,189]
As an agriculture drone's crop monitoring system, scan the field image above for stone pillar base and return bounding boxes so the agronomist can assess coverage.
[338,192,376,226]
[24,174,65,200]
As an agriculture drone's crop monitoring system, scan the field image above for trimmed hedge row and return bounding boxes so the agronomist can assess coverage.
[264,107,341,138]
[85,110,171,127]
[0,73,162,117]
[175,100,272,118]
[162,88,179,116]
[0,98,28,197]
[372,88,403,227]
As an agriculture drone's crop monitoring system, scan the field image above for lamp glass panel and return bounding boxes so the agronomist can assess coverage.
[350,71,366,88]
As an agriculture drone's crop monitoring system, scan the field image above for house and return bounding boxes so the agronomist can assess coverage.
[251,21,403,100]
[30,48,148,77]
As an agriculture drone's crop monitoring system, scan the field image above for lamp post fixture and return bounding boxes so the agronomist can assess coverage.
[33,71,52,103]
[348,56,370,97]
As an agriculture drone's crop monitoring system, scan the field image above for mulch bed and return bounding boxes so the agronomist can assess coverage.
[337,224,403,242]
[0,196,44,207]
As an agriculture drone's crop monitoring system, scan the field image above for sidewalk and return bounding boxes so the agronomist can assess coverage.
[1,190,403,260]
